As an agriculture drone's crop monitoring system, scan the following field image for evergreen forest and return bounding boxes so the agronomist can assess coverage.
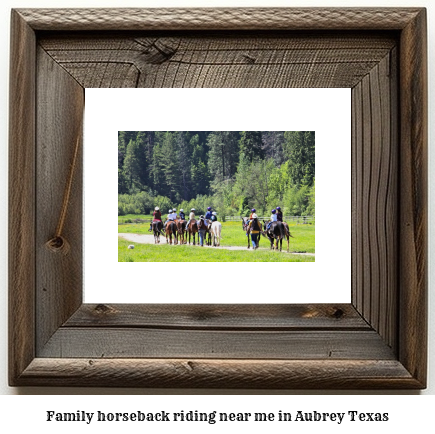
[118,131,315,219]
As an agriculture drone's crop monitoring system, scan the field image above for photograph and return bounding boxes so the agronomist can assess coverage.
[118,131,315,262]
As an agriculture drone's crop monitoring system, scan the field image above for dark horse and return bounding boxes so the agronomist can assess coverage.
[165,221,178,245]
[264,221,292,252]
[151,220,164,244]
[241,217,262,249]
[186,219,198,245]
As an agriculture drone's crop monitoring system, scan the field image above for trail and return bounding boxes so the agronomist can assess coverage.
[118,233,315,256]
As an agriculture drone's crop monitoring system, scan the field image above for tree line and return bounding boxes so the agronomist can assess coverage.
[118,131,315,218]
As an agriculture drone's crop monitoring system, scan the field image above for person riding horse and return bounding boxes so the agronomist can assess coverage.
[276,206,283,222]
[266,209,278,231]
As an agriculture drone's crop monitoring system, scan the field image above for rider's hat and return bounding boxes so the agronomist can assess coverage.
[252,213,258,218]
[251,208,256,212]
[212,212,217,215]
[155,207,159,211]
[191,208,195,211]
[169,209,172,213]
[180,209,184,212]
[271,209,276,214]
[276,206,281,210]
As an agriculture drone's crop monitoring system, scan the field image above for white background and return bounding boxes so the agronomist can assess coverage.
[0,0,434,425]
[84,88,351,304]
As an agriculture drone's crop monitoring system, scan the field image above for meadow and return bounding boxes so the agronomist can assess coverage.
[118,215,315,262]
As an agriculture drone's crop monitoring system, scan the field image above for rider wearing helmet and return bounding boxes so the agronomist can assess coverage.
[186,208,195,231]
[266,209,277,230]
[211,211,218,222]
[179,208,186,220]
[249,208,256,220]
[149,206,162,232]
[163,209,173,230]
[204,206,212,228]
[276,206,283,222]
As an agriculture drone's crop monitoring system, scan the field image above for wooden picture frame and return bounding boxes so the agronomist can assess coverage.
[9,8,427,389]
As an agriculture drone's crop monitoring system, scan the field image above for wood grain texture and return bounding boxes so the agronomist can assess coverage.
[8,8,427,389]
[8,10,36,386]
[39,33,396,89]
[65,304,369,330]
[351,50,398,352]
[16,8,422,31]
[35,48,84,354]
[39,328,395,360]
[17,358,420,389]
[398,8,428,386]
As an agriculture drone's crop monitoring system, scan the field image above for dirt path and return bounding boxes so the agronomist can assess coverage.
[118,233,315,256]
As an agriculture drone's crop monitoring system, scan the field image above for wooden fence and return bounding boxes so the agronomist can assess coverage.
[119,216,315,225]
[225,215,315,224]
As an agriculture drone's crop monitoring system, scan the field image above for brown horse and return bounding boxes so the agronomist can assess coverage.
[165,221,178,245]
[242,217,262,249]
[176,218,187,244]
[186,219,198,245]
[151,220,164,244]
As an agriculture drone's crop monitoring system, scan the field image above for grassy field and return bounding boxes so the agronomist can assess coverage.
[118,215,315,262]
[118,238,314,262]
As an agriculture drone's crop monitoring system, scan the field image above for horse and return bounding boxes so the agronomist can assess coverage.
[204,219,213,246]
[211,221,222,246]
[151,220,164,244]
[165,220,178,245]
[175,218,186,244]
[264,221,290,252]
[241,217,262,249]
[186,219,198,245]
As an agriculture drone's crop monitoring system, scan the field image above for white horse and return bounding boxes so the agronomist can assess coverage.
[211,221,222,247]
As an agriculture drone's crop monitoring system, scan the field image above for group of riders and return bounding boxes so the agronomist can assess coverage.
[148,206,218,246]
[246,206,290,251]
[148,204,289,250]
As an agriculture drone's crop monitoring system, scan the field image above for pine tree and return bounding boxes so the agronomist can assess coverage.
[283,131,315,187]
[239,131,264,163]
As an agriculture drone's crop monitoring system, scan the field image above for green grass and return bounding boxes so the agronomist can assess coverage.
[118,214,152,224]
[118,218,315,253]
[118,238,315,262]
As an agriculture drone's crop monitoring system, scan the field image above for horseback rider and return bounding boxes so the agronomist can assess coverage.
[249,208,256,220]
[266,209,278,231]
[179,208,186,220]
[172,208,178,219]
[197,215,207,246]
[163,209,175,230]
[204,206,213,228]
[248,213,261,249]
[211,211,218,222]
[276,206,283,222]
[185,208,195,230]
[148,206,162,232]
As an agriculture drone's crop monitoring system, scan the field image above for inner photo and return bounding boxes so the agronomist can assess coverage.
[118,131,315,262]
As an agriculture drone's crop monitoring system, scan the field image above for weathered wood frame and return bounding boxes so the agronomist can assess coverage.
[9,8,427,388]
